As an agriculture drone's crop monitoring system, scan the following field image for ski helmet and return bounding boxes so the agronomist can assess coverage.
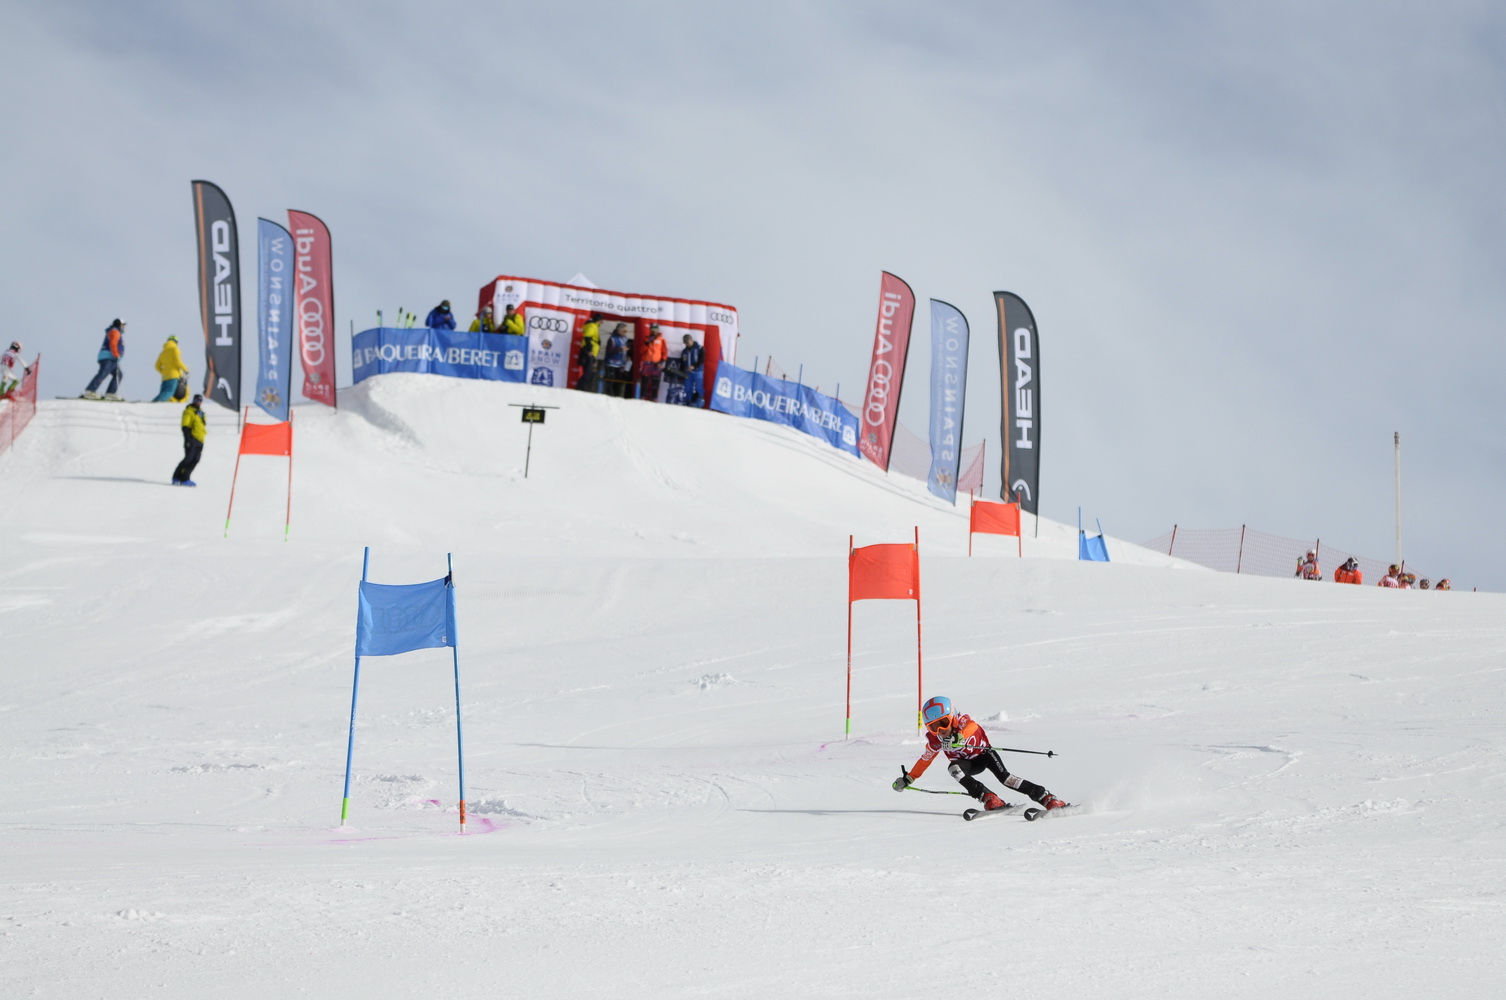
[8,341,19,352]
[921,695,954,731]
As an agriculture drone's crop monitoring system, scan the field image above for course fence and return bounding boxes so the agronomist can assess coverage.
[1140,524,1431,587]
[0,356,40,457]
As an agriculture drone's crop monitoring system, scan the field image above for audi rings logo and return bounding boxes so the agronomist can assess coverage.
[708,310,735,325]
[529,317,570,334]
[863,361,894,426]
[299,298,326,366]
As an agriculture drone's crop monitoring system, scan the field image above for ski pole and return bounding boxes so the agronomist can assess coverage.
[993,746,1057,757]
[896,766,970,795]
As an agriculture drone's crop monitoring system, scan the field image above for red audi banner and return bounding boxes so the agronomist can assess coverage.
[857,271,915,470]
[287,209,336,407]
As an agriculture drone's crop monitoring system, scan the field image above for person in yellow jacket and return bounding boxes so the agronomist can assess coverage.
[468,304,496,332]
[152,336,189,401]
[576,313,601,392]
[172,394,207,486]
[500,303,524,336]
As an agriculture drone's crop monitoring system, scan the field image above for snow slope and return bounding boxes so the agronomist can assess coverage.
[2,377,1502,999]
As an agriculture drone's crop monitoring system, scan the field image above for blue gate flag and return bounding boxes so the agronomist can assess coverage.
[1078,510,1111,562]
[926,300,970,503]
[255,218,293,421]
[710,362,859,456]
[352,327,527,385]
[356,576,457,656]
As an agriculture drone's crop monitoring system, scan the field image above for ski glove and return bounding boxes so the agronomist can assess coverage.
[892,771,912,792]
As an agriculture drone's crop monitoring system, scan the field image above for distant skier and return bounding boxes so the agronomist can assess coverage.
[151,335,189,402]
[892,695,1069,813]
[1,340,31,397]
[1379,565,1401,588]
[1333,557,1362,585]
[172,394,207,487]
[1296,550,1321,580]
[82,319,126,400]
[425,300,457,330]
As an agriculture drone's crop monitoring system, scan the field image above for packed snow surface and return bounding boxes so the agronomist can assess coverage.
[3,376,1503,998]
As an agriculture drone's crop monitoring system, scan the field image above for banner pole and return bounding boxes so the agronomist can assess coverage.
[1016,490,1023,558]
[223,407,248,537]
[968,491,974,557]
[448,553,466,834]
[340,546,371,826]
[845,535,853,740]
[283,411,294,541]
[914,525,923,731]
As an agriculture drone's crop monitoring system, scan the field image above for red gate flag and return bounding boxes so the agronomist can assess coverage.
[971,499,1020,537]
[287,210,336,408]
[846,528,924,739]
[239,420,291,456]
[849,543,920,601]
[857,272,916,470]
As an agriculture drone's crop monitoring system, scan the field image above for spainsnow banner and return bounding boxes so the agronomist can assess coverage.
[857,272,915,470]
[711,362,859,457]
[255,218,293,421]
[286,210,336,407]
[191,180,241,409]
[926,299,970,503]
[524,307,572,387]
[351,328,527,384]
[995,291,1039,514]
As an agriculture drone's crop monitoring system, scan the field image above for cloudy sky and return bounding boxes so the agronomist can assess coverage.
[4,1,1503,589]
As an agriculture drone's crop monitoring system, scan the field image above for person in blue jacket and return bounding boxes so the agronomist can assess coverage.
[425,300,456,330]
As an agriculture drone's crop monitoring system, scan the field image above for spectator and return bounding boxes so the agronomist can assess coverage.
[639,324,668,401]
[151,335,189,402]
[468,304,496,333]
[603,323,632,398]
[172,394,207,487]
[679,334,705,407]
[1435,578,1452,591]
[82,318,126,400]
[1399,571,1416,589]
[1334,557,1362,585]
[1,340,31,397]
[425,300,457,330]
[1379,565,1401,588]
[1418,578,1431,590]
[576,313,602,392]
[1295,549,1321,580]
[500,304,524,337]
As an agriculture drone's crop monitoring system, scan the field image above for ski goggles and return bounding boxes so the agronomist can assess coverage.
[924,715,954,733]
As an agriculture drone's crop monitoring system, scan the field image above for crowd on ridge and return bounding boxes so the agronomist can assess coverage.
[1297,551,1452,591]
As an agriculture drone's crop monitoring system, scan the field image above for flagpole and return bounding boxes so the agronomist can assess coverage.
[448,553,466,834]
[283,411,294,541]
[914,525,923,732]
[224,406,248,537]
[340,546,370,826]
[845,535,853,740]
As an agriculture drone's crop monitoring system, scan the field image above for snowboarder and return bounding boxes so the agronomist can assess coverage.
[172,394,207,486]
[151,335,189,402]
[82,319,126,400]
[892,695,1069,813]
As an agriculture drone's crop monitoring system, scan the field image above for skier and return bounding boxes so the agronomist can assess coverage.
[1,340,31,397]
[892,695,1069,813]
[151,335,189,402]
[172,394,207,486]
[82,319,126,400]
[1295,550,1321,580]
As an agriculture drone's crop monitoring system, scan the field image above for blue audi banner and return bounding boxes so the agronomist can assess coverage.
[351,327,528,385]
[926,299,970,503]
[254,218,293,421]
[710,362,859,456]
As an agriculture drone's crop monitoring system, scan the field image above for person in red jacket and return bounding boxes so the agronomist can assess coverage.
[892,695,1069,812]
[638,324,669,401]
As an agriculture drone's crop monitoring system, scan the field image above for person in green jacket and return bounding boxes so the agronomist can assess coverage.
[576,313,601,392]
[152,336,189,401]
[172,394,207,486]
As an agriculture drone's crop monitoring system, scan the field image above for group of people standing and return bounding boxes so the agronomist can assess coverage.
[1299,552,1452,590]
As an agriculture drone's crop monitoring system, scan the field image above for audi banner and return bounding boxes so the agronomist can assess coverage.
[856,272,915,470]
[287,210,336,407]
[255,218,293,421]
[525,308,572,387]
[191,180,242,409]
[926,299,970,504]
[995,291,1040,514]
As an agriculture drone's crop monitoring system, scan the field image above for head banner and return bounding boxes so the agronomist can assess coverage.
[995,292,1039,514]
[857,272,915,470]
[192,180,241,409]
[287,210,336,407]
[926,300,970,503]
[255,219,293,421]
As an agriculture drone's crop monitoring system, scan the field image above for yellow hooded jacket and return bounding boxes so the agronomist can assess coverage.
[182,402,206,443]
[156,338,188,380]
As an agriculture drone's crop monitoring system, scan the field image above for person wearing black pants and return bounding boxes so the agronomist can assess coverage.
[172,394,206,486]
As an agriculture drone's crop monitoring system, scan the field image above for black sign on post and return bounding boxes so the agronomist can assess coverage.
[508,403,559,478]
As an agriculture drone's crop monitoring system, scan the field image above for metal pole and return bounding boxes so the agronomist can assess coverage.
[845,536,853,740]
[340,547,372,826]
[524,423,534,479]
[1394,431,1402,567]
[1236,525,1246,574]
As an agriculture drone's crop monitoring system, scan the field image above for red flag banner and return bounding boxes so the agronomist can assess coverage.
[287,210,336,407]
[857,272,916,470]
[970,500,1021,537]
[239,420,292,457]
[849,542,919,602]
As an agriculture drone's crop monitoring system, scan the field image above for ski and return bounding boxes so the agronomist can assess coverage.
[962,803,1029,821]
[1023,804,1080,821]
